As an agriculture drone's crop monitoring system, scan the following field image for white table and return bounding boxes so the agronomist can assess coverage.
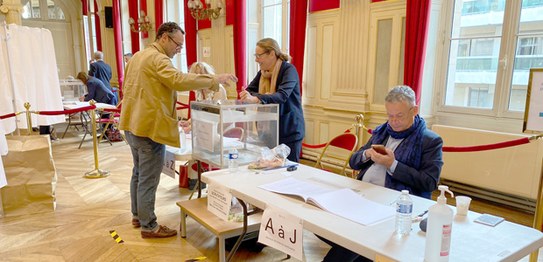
[62,102,117,148]
[202,164,543,261]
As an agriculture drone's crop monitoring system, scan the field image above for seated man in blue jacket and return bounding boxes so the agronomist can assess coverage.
[320,85,444,262]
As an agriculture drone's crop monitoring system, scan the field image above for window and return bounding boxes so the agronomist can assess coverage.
[247,0,290,82]
[22,0,65,20]
[440,0,543,114]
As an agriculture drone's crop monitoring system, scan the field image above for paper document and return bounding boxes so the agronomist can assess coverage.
[259,177,395,225]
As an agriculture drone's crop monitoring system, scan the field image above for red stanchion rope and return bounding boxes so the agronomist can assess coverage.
[364,128,535,153]
[302,129,352,149]
[442,137,530,152]
[0,112,17,120]
[37,105,97,115]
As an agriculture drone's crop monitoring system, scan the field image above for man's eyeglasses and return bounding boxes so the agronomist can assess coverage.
[167,35,183,49]
[254,51,269,59]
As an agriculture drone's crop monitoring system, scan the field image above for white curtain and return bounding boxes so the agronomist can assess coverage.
[0,24,64,131]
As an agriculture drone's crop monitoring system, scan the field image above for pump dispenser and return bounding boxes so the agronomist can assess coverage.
[424,185,454,262]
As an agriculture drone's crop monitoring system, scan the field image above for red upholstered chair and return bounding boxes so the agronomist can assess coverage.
[314,132,359,177]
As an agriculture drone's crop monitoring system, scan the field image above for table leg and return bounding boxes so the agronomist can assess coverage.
[226,199,248,262]
[0,191,4,217]
[180,209,187,238]
[219,236,226,262]
[197,160,202,198]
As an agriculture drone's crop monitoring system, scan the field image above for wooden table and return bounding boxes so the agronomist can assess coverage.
[177,197,262,262]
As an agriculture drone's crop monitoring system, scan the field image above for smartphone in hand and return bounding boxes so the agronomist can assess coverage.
[371,144,387,154]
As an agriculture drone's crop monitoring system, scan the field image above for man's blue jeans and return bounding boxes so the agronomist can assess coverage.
[124,131,165,232]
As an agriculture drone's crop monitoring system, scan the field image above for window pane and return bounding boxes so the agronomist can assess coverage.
[398,17,405,85]
[22,0,41,19]
[508,2,543,111]
[47,1,65,20]
[445,0,505,108]
[373,19,392,104]
[262,4,282,46]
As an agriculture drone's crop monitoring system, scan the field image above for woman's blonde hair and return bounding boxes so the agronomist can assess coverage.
[256,38,291,62]
[189,62,226,102]
[189,62,216,75]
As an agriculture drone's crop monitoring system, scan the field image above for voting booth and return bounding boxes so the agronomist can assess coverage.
[190,101,279,168]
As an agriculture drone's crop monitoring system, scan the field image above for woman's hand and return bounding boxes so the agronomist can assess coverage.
[239,91,260,104]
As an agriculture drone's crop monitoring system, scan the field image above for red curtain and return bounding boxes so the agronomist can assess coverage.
[404,0,431,105]
[140,0,149,39]
[94,0,102,51]
[233,0,246,98]
[81,0,88,15]
[154,0,164,33]
[112,0,124,99]
[184,0,198,118]
[128,0,140,53]
[289,0,308,96]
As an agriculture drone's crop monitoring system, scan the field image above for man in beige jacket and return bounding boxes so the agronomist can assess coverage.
[120,22,237,239]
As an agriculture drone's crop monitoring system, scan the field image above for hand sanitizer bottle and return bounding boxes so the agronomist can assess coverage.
[424,185,454,262]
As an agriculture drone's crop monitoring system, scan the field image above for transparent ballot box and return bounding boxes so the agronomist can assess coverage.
[60,78,86,102]
[190,101,279,168]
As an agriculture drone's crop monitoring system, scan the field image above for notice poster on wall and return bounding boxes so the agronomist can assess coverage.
[523,68,543,133]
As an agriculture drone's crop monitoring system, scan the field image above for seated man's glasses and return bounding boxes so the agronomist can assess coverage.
[167,35,183,49]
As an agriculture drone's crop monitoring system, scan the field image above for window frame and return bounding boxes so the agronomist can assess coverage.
[434,0,525,121]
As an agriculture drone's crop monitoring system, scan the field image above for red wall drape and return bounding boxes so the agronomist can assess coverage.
[112,0,124,98]
[154,0,164,33]
[140,0,149,39]
[233,0,246,98]
[94,0,102,51]
[128,0,140,53]
[289,0,308,96]
[81,0,88,15]
[184,0,198,118]
[404,0,431,105]
[309,0,339,13]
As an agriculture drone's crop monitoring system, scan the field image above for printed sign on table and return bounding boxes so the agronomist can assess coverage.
[207,183,232,221]
[162,149,176,179]
[258,205,303,260]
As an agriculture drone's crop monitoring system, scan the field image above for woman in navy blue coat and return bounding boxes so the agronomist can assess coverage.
[240,38,305,162]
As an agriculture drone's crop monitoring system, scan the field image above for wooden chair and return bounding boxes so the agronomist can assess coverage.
[315,132,359,177]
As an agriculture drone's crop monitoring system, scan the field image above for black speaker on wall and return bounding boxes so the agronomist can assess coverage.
[104,6,113,28]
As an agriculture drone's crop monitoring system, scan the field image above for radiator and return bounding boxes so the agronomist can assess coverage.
[432,125,543,212]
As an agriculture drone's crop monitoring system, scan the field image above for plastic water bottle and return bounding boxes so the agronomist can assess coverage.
[178,127,186,153]
[395,190,413,236]
[228,148,239,172]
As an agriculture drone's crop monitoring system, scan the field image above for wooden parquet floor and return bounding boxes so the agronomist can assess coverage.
[0,128,329,262]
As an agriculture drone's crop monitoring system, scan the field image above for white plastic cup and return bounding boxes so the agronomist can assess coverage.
[455,196,472,216]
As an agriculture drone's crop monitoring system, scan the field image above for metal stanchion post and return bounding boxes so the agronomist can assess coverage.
[24,102,32,135]
[530,137,543,262]
[84,100,110,179]
[353,114,365,149]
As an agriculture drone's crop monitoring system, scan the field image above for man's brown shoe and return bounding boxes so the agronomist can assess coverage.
[132,219,141,228]
[141,225,177,238]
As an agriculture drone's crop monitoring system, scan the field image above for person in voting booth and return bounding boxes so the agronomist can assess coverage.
[239,38,305,162]
[119,22,237,239]
[320,85,444,262]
